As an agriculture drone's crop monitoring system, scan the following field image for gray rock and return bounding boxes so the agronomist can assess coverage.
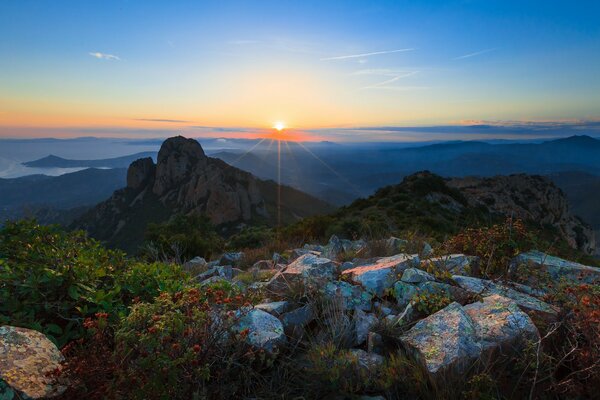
[282,253,338,283]
[393,281,418,308]
[353,309,378,346]
[272,252,287,265]
[401,268,435,284]
[321,280,373,311]
[233,309,286,352]
[196,265,233,281]
[290,248,321,260]
[464,295,539,352]
[342,254,420,296]
[400,296,539,379]
[423,254,480,276]
[400,302,483,377]
[254,301,292,317]
[0,326,66,399]
[251,259,274,271]
[219,251,245,266]
[281,304,315,336]
[452,275,558,320]
[182,256,208,274]
[511,250,600,284]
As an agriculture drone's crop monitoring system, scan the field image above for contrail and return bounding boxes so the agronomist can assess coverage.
[454,48,497,60]
[321,48,414,61]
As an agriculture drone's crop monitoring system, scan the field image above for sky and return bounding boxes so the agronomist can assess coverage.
[1,0,600,141]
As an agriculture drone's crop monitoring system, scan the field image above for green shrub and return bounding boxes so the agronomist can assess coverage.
[0,220,188,346]
[142,214,224,262]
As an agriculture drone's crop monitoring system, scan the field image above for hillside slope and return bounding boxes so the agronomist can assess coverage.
[311,171,594,254]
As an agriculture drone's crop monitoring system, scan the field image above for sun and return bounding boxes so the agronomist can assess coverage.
[273,121,285,131]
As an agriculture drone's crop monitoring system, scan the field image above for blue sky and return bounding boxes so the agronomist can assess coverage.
[1,0,599,140]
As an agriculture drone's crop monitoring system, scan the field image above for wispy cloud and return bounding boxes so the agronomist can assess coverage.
[89,52,120,61]
[134,118,190,123]
[454,48,497,60]
[352,69,421,90]
[321,48,414,61]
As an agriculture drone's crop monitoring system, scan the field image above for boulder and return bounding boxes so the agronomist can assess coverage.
[422,254,480,276]
[463,295,539,353]
[282,253,338,284]
[182,256,208,274]
[401,268,435,284]
[321,280,373,311]
[281,304,315,337]
[400,296,538,379]
[196,265,233,282]
[233,309,286,352]
[0,326,66,399]
[400,302,481,377]
[254,301,292,317]
[219,252,245,266]
[342,254,419,296]
[452,275,558,320]
[510,250,600,284]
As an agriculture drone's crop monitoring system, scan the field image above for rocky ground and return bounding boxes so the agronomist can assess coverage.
[2,234,599,399]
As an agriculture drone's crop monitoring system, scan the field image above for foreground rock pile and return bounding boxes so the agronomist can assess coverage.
[2,235,599,398]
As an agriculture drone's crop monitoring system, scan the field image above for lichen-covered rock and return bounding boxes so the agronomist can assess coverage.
[321,280,373,311]
[400,302,480,376]
[393,281,418,308]
[463,295,539,352]
[452,275,558,320]
[342,254,419,296]
[511,250,600,284]
[196,265,233,282]
[233,310,286,352]
[282,253,338,283]
[0,326,65,399]
[400,296,539,379]
[423,254,480,276]
[401,268,435,284]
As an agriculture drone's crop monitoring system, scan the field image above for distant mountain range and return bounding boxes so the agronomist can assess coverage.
[0,168,126,224]
[3,135,600,254]
[23,152,156,169]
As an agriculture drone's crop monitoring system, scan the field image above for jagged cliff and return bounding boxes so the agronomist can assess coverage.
[74,136,333,252]
[448,174,596,254]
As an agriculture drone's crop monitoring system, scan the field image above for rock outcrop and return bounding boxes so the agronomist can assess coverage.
[74,136,333,251]
[448,174,596,254]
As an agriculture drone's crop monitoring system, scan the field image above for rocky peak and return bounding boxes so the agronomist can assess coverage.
[127,157,156,190]
[153,135,208,196]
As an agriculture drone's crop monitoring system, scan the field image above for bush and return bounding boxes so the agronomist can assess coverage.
[60,285,268,399]
[0,220,189,346]
[444,218,534,278]
[142,214,224,262]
